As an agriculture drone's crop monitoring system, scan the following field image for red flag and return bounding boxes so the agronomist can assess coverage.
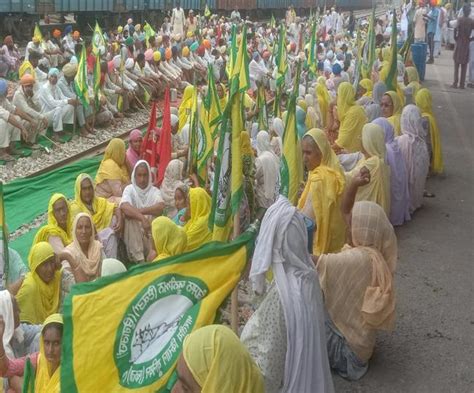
[156,88,172,186]
[140,101,159,175]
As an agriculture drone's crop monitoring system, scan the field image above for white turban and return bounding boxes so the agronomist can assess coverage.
[170,114,179,127]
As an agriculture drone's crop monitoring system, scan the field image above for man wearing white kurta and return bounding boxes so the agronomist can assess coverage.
[38,68,76,140]
[171,1,186,37]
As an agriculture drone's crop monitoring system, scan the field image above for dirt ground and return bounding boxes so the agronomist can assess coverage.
[333,50,474,393]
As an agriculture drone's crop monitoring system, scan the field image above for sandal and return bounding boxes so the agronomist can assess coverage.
[423,190,435,198]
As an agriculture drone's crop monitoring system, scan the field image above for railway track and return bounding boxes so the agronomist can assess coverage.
[25,120,150,179]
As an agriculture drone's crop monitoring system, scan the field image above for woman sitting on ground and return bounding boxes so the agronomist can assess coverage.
[70,173,122,258]
[0,313,64,393]
[380,91,402,136]
[151,216,187,262]
[255,131,280,212]
[172,324,264,393]
[298,129,346,254]
[183,187,212,252]
[160,159,186,219]
[95,138,130,203]
[397,105,430,213]
[16,242,62,325]
[316,170,397,381]
[120,160,165,263]
[125,129,143,173]
[372,117,411,226]
[33,194,72,253]
[332,82,368,154]
[415,88,444,175]
[62,213,104,282]
[241,196,334,393]
[346,123,391,216]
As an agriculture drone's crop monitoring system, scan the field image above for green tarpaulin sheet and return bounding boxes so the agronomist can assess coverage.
[4,156,102,261]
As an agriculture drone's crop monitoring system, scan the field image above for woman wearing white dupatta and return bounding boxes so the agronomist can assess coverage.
[160,159,185,218]
[241,196,334,393]
[120,160,165,263]
[254,131,280,211]
[270,117,284,157]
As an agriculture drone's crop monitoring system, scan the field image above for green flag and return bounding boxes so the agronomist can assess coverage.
[361,7,376,79]
[74,46,89,108]
[308,21,318,75]
[385,10,398,92]
[22,358,35,393]
[276,26,288,87]
[270,14,276,28]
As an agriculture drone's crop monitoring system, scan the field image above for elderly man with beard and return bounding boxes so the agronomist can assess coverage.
[12,74,49,146]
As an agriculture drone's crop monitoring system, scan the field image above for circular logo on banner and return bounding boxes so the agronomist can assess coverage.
[114,274,208,388]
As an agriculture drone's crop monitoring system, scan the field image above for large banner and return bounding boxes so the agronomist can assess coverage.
[61,231,255,392]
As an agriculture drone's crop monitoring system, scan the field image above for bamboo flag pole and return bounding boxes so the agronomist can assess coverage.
[230,212,241,334]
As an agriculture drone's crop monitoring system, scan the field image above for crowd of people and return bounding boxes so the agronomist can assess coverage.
[0,0,470,391]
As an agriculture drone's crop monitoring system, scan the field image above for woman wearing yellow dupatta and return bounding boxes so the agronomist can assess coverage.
[16,242,61,324]
[217,83,228,113]
[95,138,130,203]
[34,314,63,393]
[178,85,196,131]
[152,216,187,261]
[316,76,331,127]
[334,82,368,153]
[70,173,122,258]
[347,124,391,216]
[298,129,346,255]
[173,324,264,393]
[415,88,444,174]
[33,194,72,252]
[404,66,421,99]
[359,79,373,97]
[0,314,63,393]
[381,91,402,136]
[183,187,212,252]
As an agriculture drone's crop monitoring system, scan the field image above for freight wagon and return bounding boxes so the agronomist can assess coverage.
[0,0,373,39]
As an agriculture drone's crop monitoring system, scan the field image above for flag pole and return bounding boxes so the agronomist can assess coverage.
[0,182,9,287]
[230,212,240,334]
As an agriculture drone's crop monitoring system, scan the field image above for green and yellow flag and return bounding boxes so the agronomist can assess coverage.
[225,25,237,79]
[307,21,318,75]
[270,14,276,28]
[275,26,288,87]
[229,25,249,216]
[280,61,303,206]
[74,46,89,108]
[361,7,376,79]
[0,182,9,285]
[33,23,43,42]
[143,21,156,49]
[117,51,126,112]
[209,25,249,241]
[92,21,106,56]
[61,230,256,392]
[204,3,211,18]
[385,10,398,92]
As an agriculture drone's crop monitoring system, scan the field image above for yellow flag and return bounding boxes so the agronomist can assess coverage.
[33,23,43,42]
[61,231,255,392]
